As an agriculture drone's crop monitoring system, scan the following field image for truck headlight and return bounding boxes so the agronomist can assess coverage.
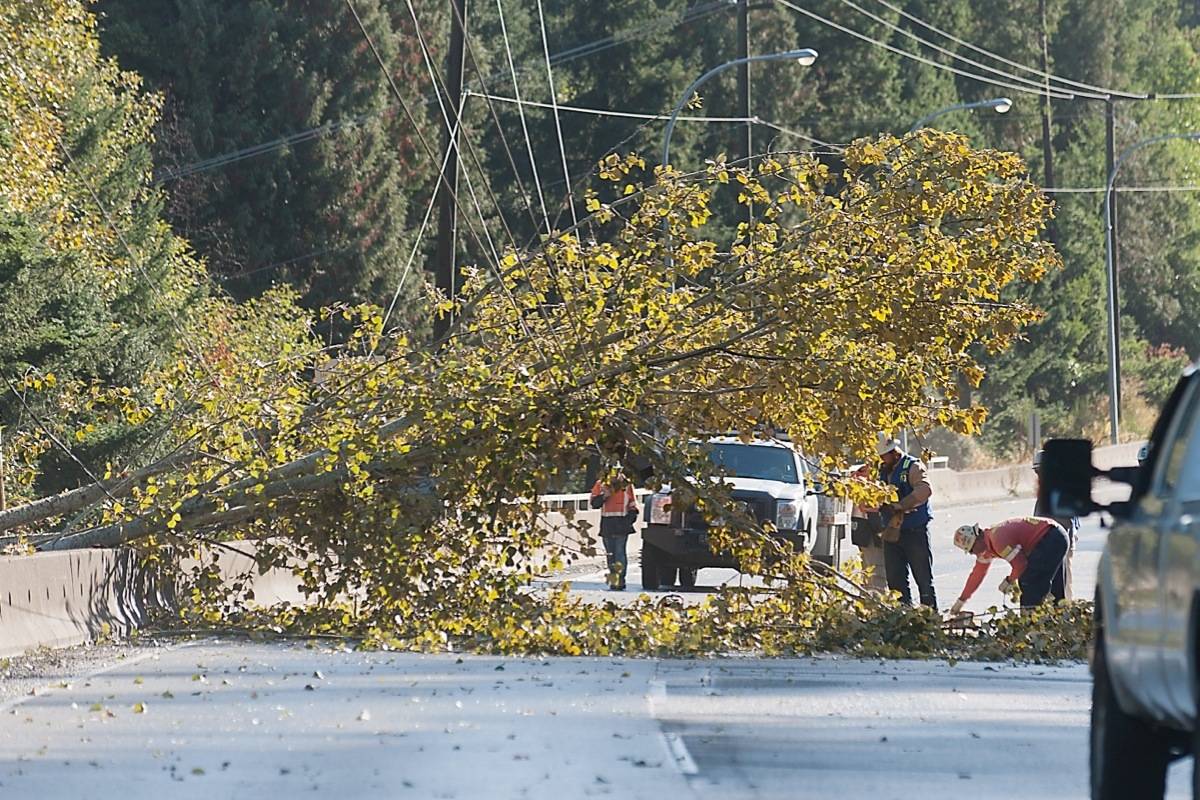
[775,500,800,530]
[648,493,673,525]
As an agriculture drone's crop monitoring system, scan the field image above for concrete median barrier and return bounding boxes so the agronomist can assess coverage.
[929,441,1145,507]
[0,548,163,658]
[0,543,306,658]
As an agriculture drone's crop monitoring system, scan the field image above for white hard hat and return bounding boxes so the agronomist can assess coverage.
[953,524,980,553]
[876,437,902,457]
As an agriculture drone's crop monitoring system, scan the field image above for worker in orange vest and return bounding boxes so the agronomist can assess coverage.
[590,470,639,591]
[948,516,1069,614]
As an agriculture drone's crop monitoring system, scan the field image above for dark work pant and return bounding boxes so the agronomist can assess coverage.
[1019,526,1069,608]
[602,534,629,587]
[883,525,937,608]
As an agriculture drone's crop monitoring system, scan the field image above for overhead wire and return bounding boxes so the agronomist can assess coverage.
[343,0,499,275]
[833,0,1107,100]
[754,118,845,151]
[774,0,1075,100]
[863,0,1148,100]
[494,0,551,232]
[468,91,759,122]
[151,1,735,187]
[1042,185,1200,193]
[446,0,548,240]
[404,0,517,256]
[533,0,578,229]
[547,0,731,66]
[381,105,459,332]
[396,0,564,362]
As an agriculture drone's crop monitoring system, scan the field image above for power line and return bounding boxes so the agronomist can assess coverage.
[1042,185,1200,193]
[834,0,1107,100]
[548,0,731,65]
[775,0,1075,100]
[534,0,578,229]
[382,131,446,332]
[216,242,358,284]
[153,1,732,187]
[403,0,510,266]
[495,0,550,232]
[863,0,1146,100]
[468,91,759,122]
[754,118,845,150]
[343,0,499,274]
[396,0,562,360]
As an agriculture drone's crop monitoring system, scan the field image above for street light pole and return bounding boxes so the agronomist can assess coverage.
[908,97,1013,134]
[1102,132,1200,444]
[660,49,817,270]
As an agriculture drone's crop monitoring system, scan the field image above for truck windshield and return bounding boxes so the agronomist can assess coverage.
[707,444,799,483]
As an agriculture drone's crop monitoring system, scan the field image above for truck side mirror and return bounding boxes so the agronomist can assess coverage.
[1038,438,1097,516]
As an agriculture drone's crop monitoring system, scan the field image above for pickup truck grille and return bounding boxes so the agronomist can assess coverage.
[676,493,774,529]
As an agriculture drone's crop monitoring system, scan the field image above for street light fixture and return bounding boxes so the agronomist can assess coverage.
[1102,132,1200,444]
[661,49,818,170]
[908,97,1013,134]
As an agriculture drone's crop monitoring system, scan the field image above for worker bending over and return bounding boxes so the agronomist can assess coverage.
[948,517,1069,615]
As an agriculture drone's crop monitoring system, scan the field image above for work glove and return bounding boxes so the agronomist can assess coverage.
[948,599,965,616]
[998,578,1020,601]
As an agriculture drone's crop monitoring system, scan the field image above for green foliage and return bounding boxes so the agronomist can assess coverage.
[95,0,439,326]
[0,0,207,492]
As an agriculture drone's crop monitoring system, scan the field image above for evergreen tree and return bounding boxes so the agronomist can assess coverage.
[0,0,206,491]
[96,0,439,326]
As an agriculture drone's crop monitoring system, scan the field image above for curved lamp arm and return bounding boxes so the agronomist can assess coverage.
[908,97,1012,134]
[661,49,818,169]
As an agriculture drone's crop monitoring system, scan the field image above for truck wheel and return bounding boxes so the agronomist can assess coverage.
[679,568,697,589]
[1091,628,1170,799]
[640,544,661,591]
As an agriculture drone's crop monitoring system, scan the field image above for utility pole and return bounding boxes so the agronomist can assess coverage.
[1104,96,1121,410]
[433,0,468,342]
[736,0,752,233]
[1037,0,1056,244]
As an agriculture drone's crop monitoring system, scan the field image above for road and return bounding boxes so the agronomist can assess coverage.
[0,641,1190,799]
[554,494,1105,611]
[3,492,1188,799]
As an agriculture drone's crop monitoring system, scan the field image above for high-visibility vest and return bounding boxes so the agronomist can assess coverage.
[591,481,636,517]
[881,454,932,530]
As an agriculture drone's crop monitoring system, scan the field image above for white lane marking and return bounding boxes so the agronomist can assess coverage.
[648,679,700,776]
[660,730,700,775]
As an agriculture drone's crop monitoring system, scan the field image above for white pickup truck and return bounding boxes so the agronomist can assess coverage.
[639,436,832,591]
[1041,365,1200,799]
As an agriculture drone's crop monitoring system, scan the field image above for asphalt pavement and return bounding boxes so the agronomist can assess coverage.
[0,641,1190,799]
[0,492,1173,799]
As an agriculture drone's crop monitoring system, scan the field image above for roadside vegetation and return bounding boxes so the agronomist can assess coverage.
[1,0,1097,660]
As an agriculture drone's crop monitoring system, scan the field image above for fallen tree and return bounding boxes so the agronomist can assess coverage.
[8,135,1070,658]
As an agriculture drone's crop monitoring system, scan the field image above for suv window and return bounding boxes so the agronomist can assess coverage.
[1168,385,1200,506]
[707,444,799,483]
[1156,379,1200,499]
